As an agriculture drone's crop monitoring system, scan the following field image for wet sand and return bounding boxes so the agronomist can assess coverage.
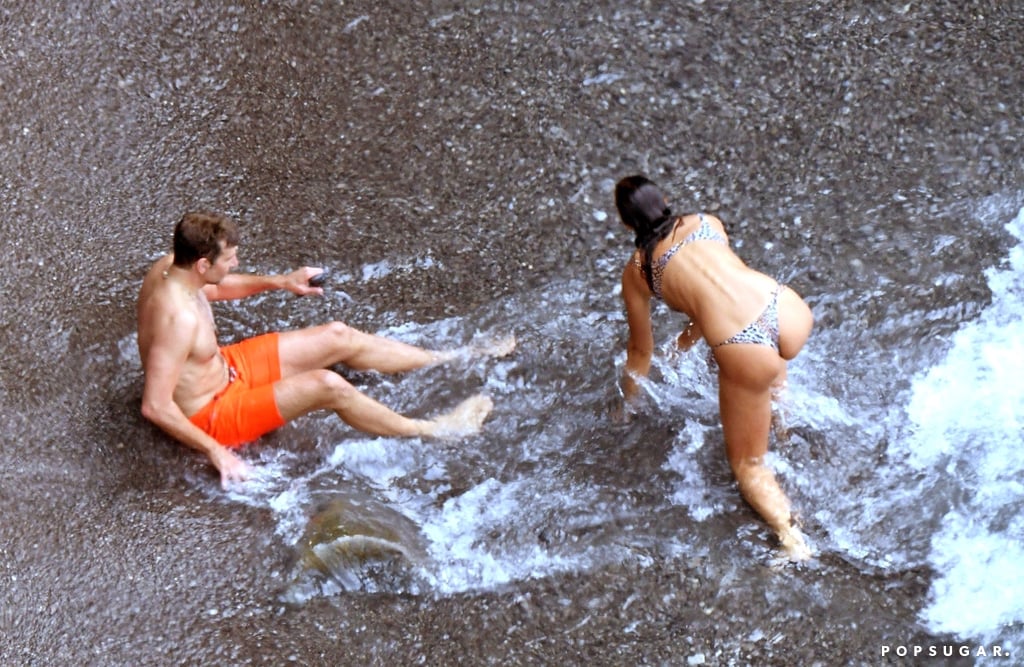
[2,1,1021,665]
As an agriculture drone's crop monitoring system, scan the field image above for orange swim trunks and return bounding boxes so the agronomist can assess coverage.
[188,332,286,448]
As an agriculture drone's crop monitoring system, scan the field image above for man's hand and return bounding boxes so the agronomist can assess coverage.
[210,446,251,489]
[282,266,325,297]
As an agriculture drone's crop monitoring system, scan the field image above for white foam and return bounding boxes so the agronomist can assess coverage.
[665,420,726,522]
[906,206,1024,644]
[217,450,311,541]
[360,254,439,282]
[204,234,1019,614]
[418,477,567,591]
[343,15,369,33]
[582,72,624,86]
[326,437,420,487]
[923,513,1024,645]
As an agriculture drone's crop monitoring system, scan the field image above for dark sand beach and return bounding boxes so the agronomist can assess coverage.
[2,2,1022,665]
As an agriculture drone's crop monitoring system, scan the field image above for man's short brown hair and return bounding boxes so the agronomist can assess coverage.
[172,211,240,267]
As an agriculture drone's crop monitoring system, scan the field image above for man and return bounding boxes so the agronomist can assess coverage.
[137,211,510,488]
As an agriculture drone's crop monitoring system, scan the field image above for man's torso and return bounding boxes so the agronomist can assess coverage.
[137,255,231,416]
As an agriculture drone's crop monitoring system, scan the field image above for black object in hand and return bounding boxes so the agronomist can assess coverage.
[308,270,329,288]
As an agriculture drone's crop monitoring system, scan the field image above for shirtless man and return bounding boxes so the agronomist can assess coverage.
[138,211,508,488]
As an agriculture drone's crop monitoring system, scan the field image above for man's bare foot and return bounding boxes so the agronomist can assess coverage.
[431,334,516,365]
[423,394,494,439]
[475,334,516,358]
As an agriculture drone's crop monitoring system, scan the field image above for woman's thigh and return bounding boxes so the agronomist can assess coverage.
[713,344,784,463]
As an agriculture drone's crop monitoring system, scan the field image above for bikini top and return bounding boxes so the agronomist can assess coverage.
[634,213,727,300]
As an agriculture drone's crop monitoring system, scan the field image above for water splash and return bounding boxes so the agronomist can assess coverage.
[203,202,1024,651]
[904,206,1024,647]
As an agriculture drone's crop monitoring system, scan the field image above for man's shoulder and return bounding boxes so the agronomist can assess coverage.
[138,270,199,330]
[139,255,168,288]
[143,253,173,278]
[142,288,198,321]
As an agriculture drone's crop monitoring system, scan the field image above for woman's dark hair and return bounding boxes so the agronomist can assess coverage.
[172,211,240,268]
[615,175,676,291]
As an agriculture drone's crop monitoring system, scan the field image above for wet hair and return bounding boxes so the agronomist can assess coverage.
[615,175,676,291]
[171,211,240,268]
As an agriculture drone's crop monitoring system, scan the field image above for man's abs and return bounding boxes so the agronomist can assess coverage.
[175,353,232,417]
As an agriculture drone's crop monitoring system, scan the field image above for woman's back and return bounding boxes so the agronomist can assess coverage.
[640,214,780,346]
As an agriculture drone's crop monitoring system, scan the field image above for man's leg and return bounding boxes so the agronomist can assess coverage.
[277,322,444,377]
[277,322,515,377]
[272,368,492,438]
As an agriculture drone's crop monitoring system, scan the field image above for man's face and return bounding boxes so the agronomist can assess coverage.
[204,243,239,284]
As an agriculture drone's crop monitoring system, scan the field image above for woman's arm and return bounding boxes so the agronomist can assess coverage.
[621,259,654,403]
[676,320,703,350]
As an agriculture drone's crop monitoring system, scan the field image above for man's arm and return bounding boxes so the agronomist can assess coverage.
[621,261,654,403]
[140,310,248,488]
[203,266,325,301]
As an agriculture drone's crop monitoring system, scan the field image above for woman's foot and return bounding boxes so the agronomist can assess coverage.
[777,524,813,562]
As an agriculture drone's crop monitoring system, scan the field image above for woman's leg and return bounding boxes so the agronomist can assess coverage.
[715,345,811,560]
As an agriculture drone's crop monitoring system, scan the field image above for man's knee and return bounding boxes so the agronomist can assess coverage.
[324,320,352,338]
[324,321,360,350]
[311,368,357,400]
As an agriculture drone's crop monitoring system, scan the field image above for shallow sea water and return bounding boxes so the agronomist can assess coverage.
[2,1,1023,665]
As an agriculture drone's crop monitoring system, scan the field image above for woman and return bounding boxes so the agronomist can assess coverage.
[615,175,814,561]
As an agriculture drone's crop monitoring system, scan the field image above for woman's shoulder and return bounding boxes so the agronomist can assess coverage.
[624,249,644,274]
[667,212,728,243]
[622,249,652,291]
[685,211,725,227]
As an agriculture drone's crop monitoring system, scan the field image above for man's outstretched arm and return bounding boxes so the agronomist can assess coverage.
[203,266,325,301]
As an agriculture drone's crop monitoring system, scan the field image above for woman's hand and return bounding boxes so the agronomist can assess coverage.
[611,380,640,424]
[676,320,702,351]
